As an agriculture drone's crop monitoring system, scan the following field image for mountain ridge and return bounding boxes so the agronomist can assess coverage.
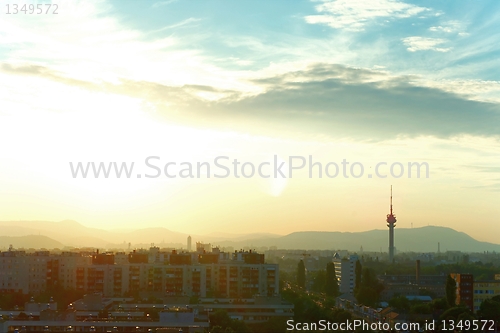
[0,221,497,252]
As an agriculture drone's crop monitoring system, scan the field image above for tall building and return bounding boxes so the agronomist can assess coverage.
[451,273,474,311]
[333,253,359,294]
[386,186,397,262]
[187,235,192,252]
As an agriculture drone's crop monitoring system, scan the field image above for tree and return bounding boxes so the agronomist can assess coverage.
[297,260,306,289]
[388,295,410,313]
[477,297,500,322]
[310,270,326,293]
[210,310,233,329]
[439,305,473,321]
[430,297,448,312]
[355,268,384,307]
[457,311,478,332]
[325,262,339,297]
[209,310,250,333]
[410,302,432,315]
[249,317,288,333]
[445,274,456,308]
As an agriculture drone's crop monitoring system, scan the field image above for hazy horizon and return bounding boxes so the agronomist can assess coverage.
[2,218,496,239]
[2,220,500,254]
[1,1,500,245]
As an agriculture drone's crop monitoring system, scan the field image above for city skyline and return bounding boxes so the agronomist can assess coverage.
[1,219,499,254]
[1,0,500,243]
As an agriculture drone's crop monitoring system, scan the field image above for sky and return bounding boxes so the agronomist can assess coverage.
[0,0,499,244]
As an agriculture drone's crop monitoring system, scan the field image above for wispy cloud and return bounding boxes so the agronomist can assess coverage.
[422,79,500,104]
[147,18,201,35]
[0,1,243,91]
[464,166,500,173]
[429,20,463,33]
[429,20,469,36]
[305,0,429,31]
[402,36,451,52]
[151,0,177,9]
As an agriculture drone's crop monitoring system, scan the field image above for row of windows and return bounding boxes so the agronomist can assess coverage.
[474,290,497,294]
[475,283,500,288]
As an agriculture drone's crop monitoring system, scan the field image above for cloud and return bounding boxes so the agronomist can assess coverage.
[429,20,465,34]
[3,61,500,141]
[147,18,201,34]
[0,62,237,109]
[422,79,500,104]
[151,0,177,8]
[0,63,95,90]
[463,183,500,192]
[464,166,500,173]
[0,0,242,91]
[402,36,451,52]
[305,0,429,31]
[207,64,500,140]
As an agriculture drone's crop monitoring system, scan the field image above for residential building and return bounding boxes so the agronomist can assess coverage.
[0,248,279,299]
[450,273,474,311]
[333,253,358,294]
[473,278,500,312]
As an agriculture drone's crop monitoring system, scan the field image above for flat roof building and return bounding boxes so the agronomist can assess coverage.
[333,253,358,295]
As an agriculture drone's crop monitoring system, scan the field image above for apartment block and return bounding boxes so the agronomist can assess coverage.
[450,273,474,311]
[333,253,358,294]
[473,278,500,312]
[0,248,278,299]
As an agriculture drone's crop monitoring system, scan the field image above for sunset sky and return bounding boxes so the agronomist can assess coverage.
[1,0,499,243]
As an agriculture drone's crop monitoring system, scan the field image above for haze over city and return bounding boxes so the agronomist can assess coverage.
[1,0,500,244]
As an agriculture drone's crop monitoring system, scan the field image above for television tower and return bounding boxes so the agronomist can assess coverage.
[386,186,397,262]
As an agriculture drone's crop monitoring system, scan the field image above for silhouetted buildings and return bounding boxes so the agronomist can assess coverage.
[379,260,447,301]
[91,250,114,265]
[379,274,447,301]
[0,248,279,299]
[0,247,290,332]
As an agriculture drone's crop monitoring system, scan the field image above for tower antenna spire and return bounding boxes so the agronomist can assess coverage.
[390,185,393,215]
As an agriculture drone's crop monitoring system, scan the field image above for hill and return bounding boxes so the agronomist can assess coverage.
[234,226,500,252]
[0,235,64,250]
[0,221,498,253]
